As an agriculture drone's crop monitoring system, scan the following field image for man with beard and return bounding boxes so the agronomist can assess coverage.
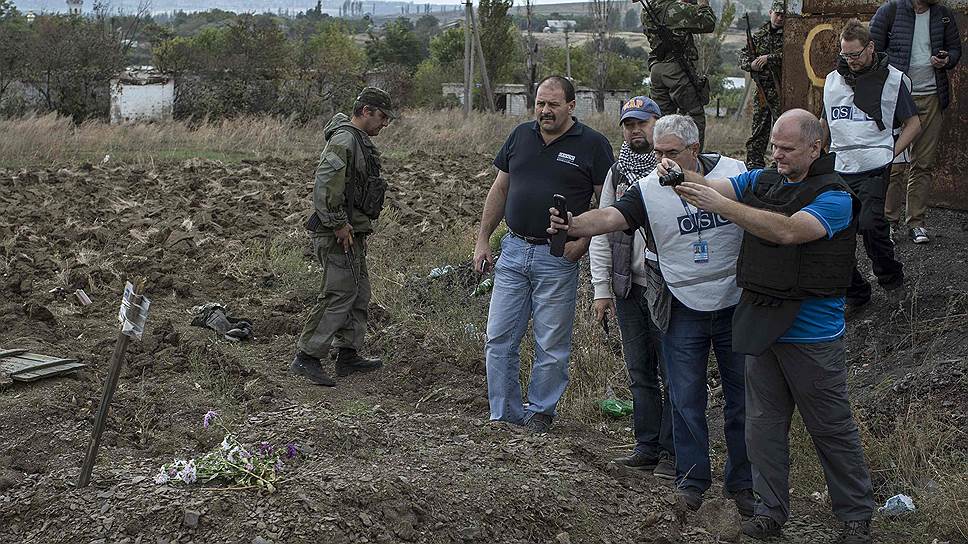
[871,0,961,244]
[291,87,394,386]
[821,19,921,312]
[740,0,785,169]
[589,96,675,479]
[474,75,614,434]
[550,115,753,515]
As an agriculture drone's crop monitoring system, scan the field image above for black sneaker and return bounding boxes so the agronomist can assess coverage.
[290,351,336,387]
[725,488,756,517]
[524,412,553,434]
[674,487,703,511]
[742,515,782,540]
[837,519,871,544]
[653,452,676,480]
[613,451,659,470]
[335,348,383,377]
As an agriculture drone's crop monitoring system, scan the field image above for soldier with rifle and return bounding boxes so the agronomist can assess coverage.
[638,0,716,149]
[740,0,785,169]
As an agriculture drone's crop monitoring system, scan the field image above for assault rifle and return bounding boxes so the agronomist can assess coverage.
[744,13,780,117]
[637,0,710,106]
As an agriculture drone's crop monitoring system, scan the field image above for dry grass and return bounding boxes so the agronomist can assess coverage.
[0,113,324,167]
[786,399,968,541]
[0,108,749,168]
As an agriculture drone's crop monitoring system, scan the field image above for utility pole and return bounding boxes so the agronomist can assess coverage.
[469,2,496,112]
[564,27,572,79]
[463,0,472,116]
[525,0,537,110]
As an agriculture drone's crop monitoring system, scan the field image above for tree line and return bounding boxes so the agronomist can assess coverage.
[0,0,751,121]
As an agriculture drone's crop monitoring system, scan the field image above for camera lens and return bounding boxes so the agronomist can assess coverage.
[658,171,684,187]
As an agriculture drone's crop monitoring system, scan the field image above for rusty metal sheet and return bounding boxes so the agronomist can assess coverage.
[783,8,968,210]
[794,0,882,16]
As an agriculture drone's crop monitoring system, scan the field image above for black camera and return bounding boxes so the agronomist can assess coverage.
[658,170,684,187]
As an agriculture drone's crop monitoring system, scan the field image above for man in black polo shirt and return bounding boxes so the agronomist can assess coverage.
[473,75,614,433]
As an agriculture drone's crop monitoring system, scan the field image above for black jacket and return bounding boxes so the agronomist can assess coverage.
[869,0,962,110]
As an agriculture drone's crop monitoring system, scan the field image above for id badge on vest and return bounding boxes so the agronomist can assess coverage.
[693,240,709,263]
[681,197,709,264]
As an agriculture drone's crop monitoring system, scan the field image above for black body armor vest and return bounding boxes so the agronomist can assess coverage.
[736,154,859,299]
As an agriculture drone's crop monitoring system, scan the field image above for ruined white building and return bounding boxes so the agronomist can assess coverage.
[66,0,82,15]
[442,83,630,120]
[109,68,175,124]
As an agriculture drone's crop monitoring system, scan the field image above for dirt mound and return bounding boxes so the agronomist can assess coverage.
[1,156,965,543]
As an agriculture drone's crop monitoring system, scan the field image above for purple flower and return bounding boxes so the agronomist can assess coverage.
[285,443,298,460]
[203,410,218,429]
[258,442,273,455]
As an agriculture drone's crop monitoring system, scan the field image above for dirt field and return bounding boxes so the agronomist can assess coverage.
[1,145,966,543]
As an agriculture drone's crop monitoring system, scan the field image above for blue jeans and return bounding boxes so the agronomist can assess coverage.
[662,299,751,493]
[486,234,579,424]
[615,283,674,458]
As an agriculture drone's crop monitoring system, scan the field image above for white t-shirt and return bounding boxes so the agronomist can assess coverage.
[908,10,937,94]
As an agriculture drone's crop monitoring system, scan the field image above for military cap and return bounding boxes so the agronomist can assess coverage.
[770,0,786,13]
[357,87,397,119]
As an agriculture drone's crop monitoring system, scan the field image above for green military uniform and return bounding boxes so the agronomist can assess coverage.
[740,5,784,169]
[641,0,716,149]
[297,107,387,361]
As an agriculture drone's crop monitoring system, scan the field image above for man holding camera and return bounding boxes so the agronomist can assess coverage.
[670,109,875,543]
[549,114,753,515]
[871,0,961,244]
[589,96,675,479]
[475,75,614,434]
[821,19,921,311]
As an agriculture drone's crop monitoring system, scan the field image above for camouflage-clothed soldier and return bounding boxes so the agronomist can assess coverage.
[641,0,716,149]
[740,1,784,169]
[290,87,395,386]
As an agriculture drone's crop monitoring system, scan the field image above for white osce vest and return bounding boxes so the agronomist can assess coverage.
[638,154,747,312]
[823,65,907,173]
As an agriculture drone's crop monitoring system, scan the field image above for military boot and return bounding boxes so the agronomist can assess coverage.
[290,351,336,387]
[335,348,383,377]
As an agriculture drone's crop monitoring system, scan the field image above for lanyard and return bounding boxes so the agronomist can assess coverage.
[679,198,704,242]
[678,159,706,242]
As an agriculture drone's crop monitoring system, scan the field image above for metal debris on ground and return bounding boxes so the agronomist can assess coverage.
[0,349,86,383]
[75,289,92,306]
[878,494,916,516]
[428,265,455,278]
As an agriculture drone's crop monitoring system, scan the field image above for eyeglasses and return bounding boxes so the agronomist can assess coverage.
[654,146,687,159]
[840,42,871,60]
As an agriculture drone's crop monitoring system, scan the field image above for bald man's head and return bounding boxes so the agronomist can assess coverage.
[770,109,823,182]
[774,109,824,146]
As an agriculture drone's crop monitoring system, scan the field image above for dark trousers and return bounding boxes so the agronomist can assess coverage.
[746,340,875,525]
[615,283,674,458]
[842,166,904,303]
[662,300,750,493]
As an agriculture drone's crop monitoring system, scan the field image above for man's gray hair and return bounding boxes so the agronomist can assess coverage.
[653,114,700,147]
